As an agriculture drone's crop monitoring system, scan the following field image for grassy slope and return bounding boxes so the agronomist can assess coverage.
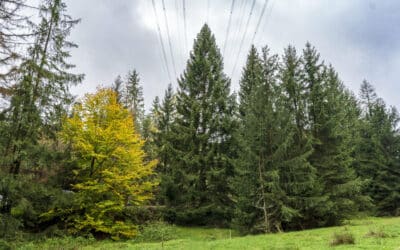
[18,217,400,250]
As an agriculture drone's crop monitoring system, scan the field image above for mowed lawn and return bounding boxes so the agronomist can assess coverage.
[18,217,400,250]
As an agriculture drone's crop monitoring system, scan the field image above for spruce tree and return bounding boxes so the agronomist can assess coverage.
[356,81,383,189]
[124,69,144,133]
[1,0,83,176]
[0,0,32,87]
[278,45,317,230]
[151,84,178,204]
[112,75,123,103]
[238,46,263,116]
[165,24,236,226]
[0,0,83,230]
[234,46,294,233]
[233,46,267,233]
[302,44,366,226]
[155,84,176,174]
[357,81,400,215]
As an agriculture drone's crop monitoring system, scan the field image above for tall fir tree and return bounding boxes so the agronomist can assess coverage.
[277,45,317,230]
[112,75,123,103]
[124,69,145,133]
[0,0,32,89]
[165,24,236,226]
[233,46,265,233]
[0,0,83,232]
[151,84,178,204]
[233,46,285,233]
[1,0,83,176]
[301,44,367,226]
[155,86,176,172]
[357,81,400,215]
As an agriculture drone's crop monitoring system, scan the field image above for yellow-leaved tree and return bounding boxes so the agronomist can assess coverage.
[60,88,157,239]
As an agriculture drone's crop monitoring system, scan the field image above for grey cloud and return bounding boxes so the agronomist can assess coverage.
[64,0,400,111]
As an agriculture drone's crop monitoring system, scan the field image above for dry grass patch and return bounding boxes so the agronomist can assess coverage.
[365,228,389,238]
[330,231,355,247]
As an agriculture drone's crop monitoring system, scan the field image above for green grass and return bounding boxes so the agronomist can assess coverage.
[15,217,400,250]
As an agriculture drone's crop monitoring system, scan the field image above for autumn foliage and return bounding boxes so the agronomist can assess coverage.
[60,88,157,239]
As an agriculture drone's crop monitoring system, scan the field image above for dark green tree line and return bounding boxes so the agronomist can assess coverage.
[0,13,398,240]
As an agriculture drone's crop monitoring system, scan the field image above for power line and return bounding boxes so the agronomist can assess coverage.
[258,0,276,44]
[231,0,257,77]
[250,0,269,45]
[151,0,172,84]
[223,0,236,57]
[182,0,188,53]
[175,0,185,68]
[227,0,247,62]
[161,0,178,81]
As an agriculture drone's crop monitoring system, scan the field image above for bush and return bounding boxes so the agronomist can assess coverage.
[365,229,388,238]
[34,236,95,250]
[123,205,163,225]
[0,174,74,234]
[40,225,69,238]
[134,221,176,243]
[330,231,355,246]
[0,239,11,250]
[0,214,22,240]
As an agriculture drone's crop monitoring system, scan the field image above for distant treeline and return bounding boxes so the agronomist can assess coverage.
[0,0,399,241]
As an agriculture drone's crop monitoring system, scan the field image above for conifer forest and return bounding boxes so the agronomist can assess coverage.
[0,0,399,248]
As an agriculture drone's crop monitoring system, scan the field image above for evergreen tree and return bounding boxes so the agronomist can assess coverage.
[277,45,317,230]
[302,44,366,226]
[124,69,144,133]
[150,85,178,204]
[356,81,382,189]
[155,88,175,178]
[112,75,123,103]
[141,114,158,161]
[1,0,83,176]
[0,0,32,88]
[234,46,283,233]
[360,81,377,114]
[357,81,400,215]
[165,24,236,226]
[0,0,83,234]
[238,46,263,116]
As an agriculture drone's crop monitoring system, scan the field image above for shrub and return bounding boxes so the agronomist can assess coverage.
[365,229,388,238]
[330,231,355,246]
[0,214,22,240]
[123,205,163,225]
[134,221,176,243]
[0,239,11,250]
[37,236,95,250]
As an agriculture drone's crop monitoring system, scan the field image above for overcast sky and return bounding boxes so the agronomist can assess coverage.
[63,0,400,111]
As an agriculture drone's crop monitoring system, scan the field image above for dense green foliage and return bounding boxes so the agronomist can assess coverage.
[0,0,83,239]
[356,81,400,216]
[233,45,317,233]
[162,25,237,226]
[0,0,399,243]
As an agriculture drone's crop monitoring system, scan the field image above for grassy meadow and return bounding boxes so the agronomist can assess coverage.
[12,217,400,250]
